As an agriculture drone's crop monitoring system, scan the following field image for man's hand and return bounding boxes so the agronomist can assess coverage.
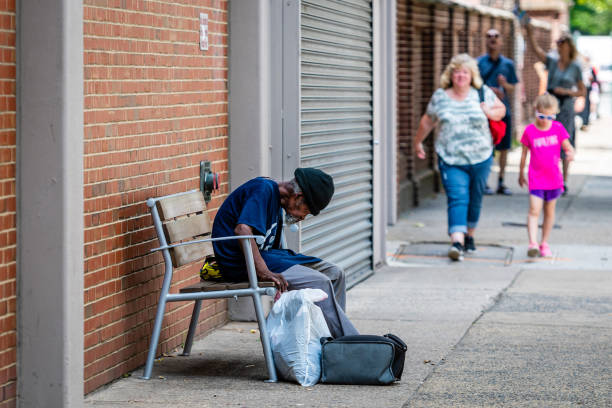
[257,268,289,292]
[235,223,290,293]
[495,74,509,98]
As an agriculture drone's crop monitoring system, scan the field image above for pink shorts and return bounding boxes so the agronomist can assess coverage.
[530,188,563,202]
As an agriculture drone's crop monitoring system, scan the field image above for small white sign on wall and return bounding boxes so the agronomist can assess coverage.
[200,13,209,51]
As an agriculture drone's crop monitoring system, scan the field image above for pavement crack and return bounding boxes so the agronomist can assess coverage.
[483,321,612,330]
[401,267,525,408]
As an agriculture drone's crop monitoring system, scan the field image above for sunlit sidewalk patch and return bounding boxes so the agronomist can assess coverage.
[386,241,580,268]
[389,241,514,266]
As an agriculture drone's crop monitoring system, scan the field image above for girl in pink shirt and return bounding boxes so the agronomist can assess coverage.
[519,93,574,258]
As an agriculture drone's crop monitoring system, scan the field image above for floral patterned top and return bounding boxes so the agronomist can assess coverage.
[426,86,496,166]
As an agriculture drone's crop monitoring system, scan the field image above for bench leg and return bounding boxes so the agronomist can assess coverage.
[141,295,168,380]
[180,299,202,356]
[251,291,277,382]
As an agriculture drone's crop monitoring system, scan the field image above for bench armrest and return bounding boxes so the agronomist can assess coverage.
[152,235,272,292]
[150,235,265,253]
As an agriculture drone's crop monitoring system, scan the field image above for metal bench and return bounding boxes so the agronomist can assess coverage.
[142,189,278,382]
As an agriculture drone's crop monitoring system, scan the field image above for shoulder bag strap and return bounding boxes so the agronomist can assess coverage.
[478,87,492,120]
[482,57,502,83]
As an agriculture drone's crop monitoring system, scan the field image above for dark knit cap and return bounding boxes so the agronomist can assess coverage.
[294,168,334,216]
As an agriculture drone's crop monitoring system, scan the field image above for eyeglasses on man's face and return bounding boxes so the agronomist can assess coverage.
[535,111,556,120]
[556,39,568,45]
[487,34,499,39]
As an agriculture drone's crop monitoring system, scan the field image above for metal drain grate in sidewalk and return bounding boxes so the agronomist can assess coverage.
[392,242,514,266]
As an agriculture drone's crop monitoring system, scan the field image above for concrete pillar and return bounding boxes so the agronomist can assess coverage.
[17,1,84,406]
[228,0,297,189]
[228,0,300,248]
[228,0,275,189]
[373,0,397,263]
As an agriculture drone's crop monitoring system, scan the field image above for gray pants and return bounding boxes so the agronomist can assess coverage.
[281,260,359,338]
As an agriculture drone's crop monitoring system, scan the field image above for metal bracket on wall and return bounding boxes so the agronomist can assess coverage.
[200,161,219,202]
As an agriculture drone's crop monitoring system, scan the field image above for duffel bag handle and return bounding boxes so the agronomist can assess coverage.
[320,336,333,345]
[384,333,407,351]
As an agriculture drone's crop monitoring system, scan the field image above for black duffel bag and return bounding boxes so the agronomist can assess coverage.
[320,333,407,385]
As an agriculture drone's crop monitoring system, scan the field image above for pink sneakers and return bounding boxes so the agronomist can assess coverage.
[527,242,553,258]
[527,242,540,258]
[539,242,552,258]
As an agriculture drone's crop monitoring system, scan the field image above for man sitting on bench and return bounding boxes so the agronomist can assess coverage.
[211,167,358,338]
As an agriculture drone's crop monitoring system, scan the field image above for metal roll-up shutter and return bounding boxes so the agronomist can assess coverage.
[299,0,373,287]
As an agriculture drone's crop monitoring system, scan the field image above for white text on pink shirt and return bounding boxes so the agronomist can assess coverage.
[533,135,559,148]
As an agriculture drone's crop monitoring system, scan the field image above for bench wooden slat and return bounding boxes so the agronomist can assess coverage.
[179,280,275,293]
[165,213,212,243]
[227,282,249,290]
[157,191,206,220]
[171,241,214,267]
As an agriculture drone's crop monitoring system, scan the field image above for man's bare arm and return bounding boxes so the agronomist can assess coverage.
[526,24,547,63]
[234,223,288,291]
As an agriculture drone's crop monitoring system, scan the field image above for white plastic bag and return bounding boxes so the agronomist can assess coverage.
[266,288,331,386]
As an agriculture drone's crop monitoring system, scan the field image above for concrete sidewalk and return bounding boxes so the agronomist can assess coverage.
[86,116,612,407]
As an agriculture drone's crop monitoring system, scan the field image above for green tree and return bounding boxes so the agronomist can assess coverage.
[570,0,612,35]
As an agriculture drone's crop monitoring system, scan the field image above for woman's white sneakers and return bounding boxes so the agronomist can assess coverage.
[448,242,465,261]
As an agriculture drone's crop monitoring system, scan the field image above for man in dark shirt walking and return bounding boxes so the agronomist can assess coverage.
[478,28,519,195]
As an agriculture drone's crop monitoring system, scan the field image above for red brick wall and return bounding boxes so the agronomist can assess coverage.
[396,0,543,213]
[397,2,439,206]
[0,1,15,406]
[83,0,229,393]
[396,0,410,192]
[416,5,435,176]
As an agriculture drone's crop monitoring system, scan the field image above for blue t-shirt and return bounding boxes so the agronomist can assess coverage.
[477,54,518,111]
[211,177,320,280]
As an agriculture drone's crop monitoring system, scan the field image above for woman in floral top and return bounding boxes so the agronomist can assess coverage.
[413,53,505,261]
